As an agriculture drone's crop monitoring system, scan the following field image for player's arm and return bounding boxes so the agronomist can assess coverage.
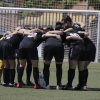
[66,36,83,42]
[78,31,89,36]
[74,21,86,29]
[46,30,63,35]
[64,28,73,32]
[42,34,62,40]
[46,28,73,35]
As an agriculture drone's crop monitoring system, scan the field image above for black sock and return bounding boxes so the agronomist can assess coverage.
[84,69,88,86]
[17,58,20,73]
[79,70,85,87]
[3,68,9,83]
[43,63,50,86]
[33,67,39,84]
[18,67,24,83]
[26,59,32,82]
[9,69,15,84]
[67,68,75,87]
[56,64,62,86]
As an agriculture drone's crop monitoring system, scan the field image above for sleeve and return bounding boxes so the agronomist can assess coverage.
[78,33,84,38]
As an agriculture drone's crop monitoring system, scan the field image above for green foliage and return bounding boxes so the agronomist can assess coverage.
[61,0,79,9]
[2,3,10,7]
[23,0,100,17]
[22,0,79,9]
[88,0,100,10]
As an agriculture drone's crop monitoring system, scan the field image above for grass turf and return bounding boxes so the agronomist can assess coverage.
[0,61,100,100]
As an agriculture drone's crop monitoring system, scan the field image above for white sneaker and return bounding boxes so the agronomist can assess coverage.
[9,83,16,87]
[56,85,62,90]
[2,82,8,86]
[45,85,50,89]
[83,85,87,90]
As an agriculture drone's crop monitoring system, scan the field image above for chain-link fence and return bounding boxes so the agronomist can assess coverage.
[0,0,100,10]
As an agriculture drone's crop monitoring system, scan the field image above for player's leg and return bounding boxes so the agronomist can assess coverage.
[2,60,10,86]
[28,48,41,89]
[25,58,33,86]
[43,45,54,88]
[8,60,16,87]
[55,45,64,89]
[0,60,3,84]
[84,44,96,87]
[16,48,27,88]
[63,45,81,90]
[74,45,86,90]
[2,42,11,86]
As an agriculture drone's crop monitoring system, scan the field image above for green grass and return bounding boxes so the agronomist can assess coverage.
[0,61,100,100]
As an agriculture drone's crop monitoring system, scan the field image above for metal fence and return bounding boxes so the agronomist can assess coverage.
[0,0,100,10]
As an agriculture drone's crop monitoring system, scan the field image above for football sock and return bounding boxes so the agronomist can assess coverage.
[56,64,62,86]
[33,67,39,84]
[84,69,88,86]
[18,67,24,83]
[43,63,50,86]
[26,59,32,82]
[79,70,85,87]
[67,68,75,87]
[9,69,15,84]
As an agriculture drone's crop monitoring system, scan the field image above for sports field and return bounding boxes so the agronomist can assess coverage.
[0,61,100,100]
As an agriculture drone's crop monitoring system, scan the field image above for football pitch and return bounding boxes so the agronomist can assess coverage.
[0,60,100,100]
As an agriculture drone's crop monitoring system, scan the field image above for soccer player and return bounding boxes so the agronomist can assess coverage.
[0,28,23,87]
[16,28,43,89]
[63,15,96,89]
[16,26,34,86]
[42,22,65,90]
[16,49,33,86]
[46,21,89,90]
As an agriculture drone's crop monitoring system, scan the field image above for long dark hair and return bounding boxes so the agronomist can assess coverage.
[63,15,72,23]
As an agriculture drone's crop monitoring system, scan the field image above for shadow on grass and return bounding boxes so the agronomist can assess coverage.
[14,85,100,91]
[87,88,100,91]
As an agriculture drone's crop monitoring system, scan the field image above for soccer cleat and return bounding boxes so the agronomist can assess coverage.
[73,85,87,90]
[25,80,33,86]
[34,84,43,89]
[2,82,8,86]
[56,85,62,90]
[62,84,74,90]
[45,85,50,89]
[9,83,16,87]
[83,85,87,89]
[16,82,21,88]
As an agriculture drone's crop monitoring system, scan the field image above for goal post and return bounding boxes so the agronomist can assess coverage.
[0,7,100,62]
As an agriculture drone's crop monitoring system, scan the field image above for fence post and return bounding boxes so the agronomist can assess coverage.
[95,13,100,62]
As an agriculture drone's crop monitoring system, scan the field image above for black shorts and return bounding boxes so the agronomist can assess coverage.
[19,48,38,60]
[0,41,15,60]
[69,44,86,61]
[43,45,64,62]
[85,44,96,61]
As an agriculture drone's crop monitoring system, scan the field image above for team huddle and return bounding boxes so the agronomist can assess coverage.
[0,15,96,90]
